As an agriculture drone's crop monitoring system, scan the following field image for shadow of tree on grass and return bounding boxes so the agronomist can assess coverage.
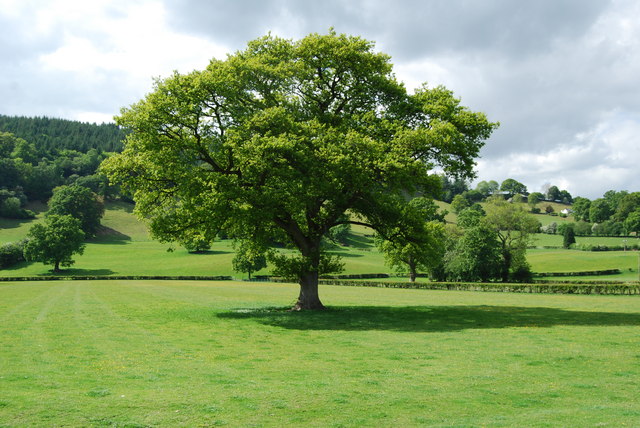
[90,227,131,245]
[216,305,640,333]
[37,268,116,276]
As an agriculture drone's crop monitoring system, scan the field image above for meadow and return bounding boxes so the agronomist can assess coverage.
[1,280,639,427]
[1,201,639,281]
[1,202,640,426]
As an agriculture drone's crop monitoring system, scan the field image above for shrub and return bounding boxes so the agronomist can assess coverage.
[183,235,212,253]
[557,222,573,236]
[0,196,35,219]
[541,222,557,234]
[573,221,593,236]
[0,240,28,268]
[591,220,623,237]
[563,227,576,248]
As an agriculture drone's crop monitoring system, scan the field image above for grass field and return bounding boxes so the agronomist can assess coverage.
[1,280,639,427]
[0,202,391,278]
[2,201,639,281]
[532,232,640,248]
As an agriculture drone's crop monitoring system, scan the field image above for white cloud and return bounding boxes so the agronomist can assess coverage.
[475,111,640,198]
[1,0,229,122]
[1,0,640,194]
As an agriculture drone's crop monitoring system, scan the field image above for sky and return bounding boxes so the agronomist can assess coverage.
[1,0,639,199]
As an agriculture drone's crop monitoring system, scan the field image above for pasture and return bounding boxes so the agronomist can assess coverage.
[2,201,639,281]
[1,280,639,426]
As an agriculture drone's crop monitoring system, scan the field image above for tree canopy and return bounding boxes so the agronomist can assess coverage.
[500,178,527,197]
[377,197,446,282]
[482,197,539,281]
[23,214,86,272]
[47,185,105,237]
[102,31,498,309]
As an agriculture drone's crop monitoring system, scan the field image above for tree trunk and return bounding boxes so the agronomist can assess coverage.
[501,250,511,282]
[408,257,417,282]
[54,260,60,273]
[294,271,325,310]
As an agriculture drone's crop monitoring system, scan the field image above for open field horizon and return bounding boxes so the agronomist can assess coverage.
[2,201,639,282]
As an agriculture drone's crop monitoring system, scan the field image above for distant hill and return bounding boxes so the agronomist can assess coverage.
[0,115,126,154]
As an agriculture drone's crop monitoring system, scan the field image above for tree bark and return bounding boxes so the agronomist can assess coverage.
[501,250,511,282]
[408,257,417,282]
[294,271,325,310]
[54,260,60,273]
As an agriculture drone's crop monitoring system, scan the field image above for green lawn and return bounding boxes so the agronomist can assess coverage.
[1,280,639,426]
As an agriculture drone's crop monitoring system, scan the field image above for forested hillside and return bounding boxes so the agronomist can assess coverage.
[0,115,125,153]
[0,116,126,214]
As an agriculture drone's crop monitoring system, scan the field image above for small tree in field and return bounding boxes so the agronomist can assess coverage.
[102,31,497,309]
[483,196,539,282]
[181,233,212,253]
[23,214,85,272]
[232,240,268,280]
[379,221,445,282]
[563,226,576,248]
[443,223,502,282]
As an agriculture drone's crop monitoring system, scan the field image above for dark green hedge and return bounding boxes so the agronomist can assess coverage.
[320,273,390,279]
[317,279,640,295]
[0,275,232,282]
[3,275,638,295]
[574,244,640,252]
[533,269,621,277]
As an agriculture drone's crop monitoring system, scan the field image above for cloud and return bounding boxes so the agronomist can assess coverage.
[474,111,640,198]
[1,0,639,197]
[0,0,228,123]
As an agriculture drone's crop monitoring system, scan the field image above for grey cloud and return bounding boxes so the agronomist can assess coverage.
[164,0,609,58]
[0,13,63,61]
[2,0,639,198]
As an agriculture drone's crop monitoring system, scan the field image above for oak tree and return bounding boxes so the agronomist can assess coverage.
[102,31,497,309]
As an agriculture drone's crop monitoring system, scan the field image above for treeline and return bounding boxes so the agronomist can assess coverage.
[0,115,125,154]
[438,175,640,238]
[0,116,127,217]
[439,176,572,210]
[543,190,640,237]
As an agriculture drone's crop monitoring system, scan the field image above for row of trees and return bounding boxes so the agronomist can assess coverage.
[378,196,539,283]
[443,177,573,210]
[0,115,125,154]
[563,191,640,236]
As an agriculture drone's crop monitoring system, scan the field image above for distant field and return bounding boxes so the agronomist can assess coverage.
[0,202,392,278]
[528,248,640,281]
[2,201,639,281]
[532,233,640,248]
[1,280,639,426]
